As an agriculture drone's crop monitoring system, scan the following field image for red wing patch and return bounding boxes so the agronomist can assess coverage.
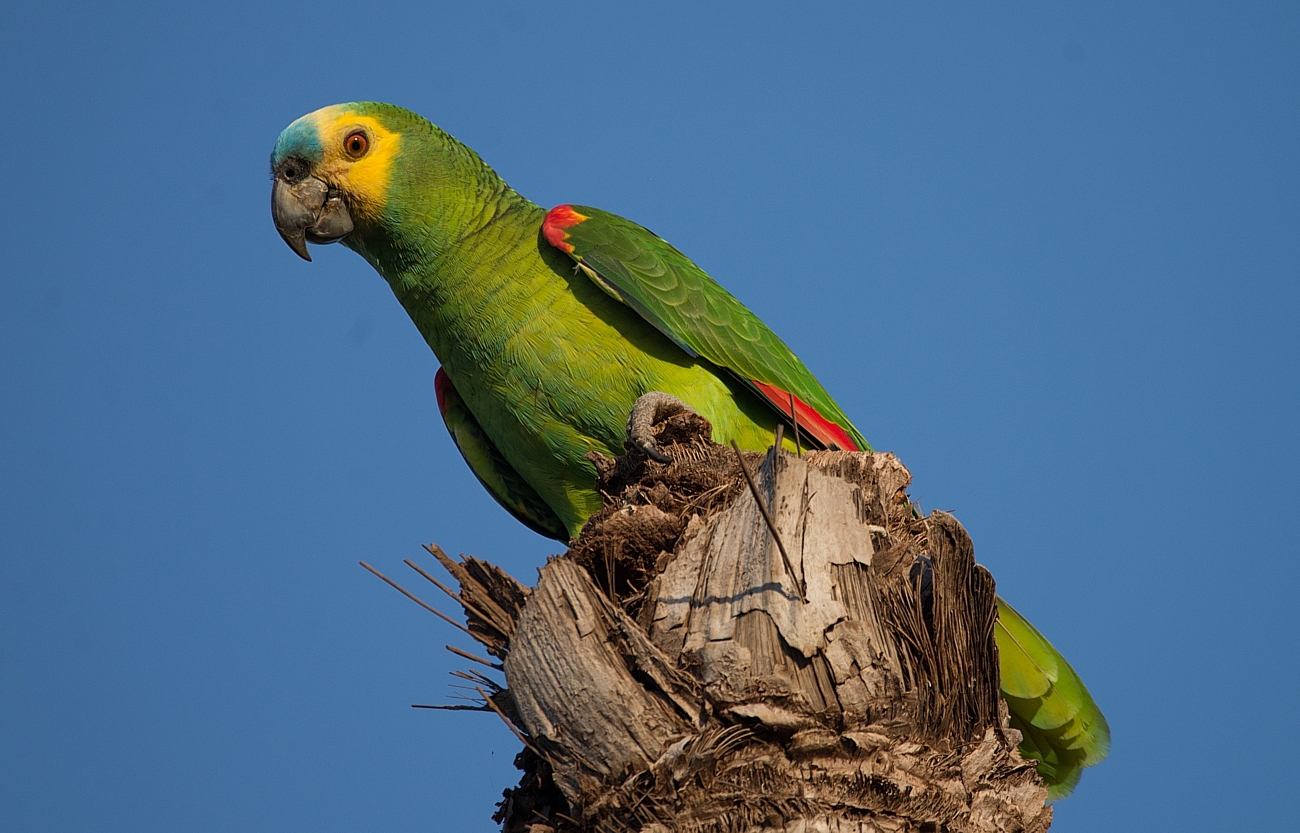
[752,380,860,452]
[434,367,453,415]
[542,204,590,253]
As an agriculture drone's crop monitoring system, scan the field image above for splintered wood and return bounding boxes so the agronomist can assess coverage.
[431,416,1051,833]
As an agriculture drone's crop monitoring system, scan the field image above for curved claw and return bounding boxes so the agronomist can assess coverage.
[627,392,695,463]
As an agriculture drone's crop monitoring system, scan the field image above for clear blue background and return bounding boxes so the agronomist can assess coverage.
[3,2,1296,830]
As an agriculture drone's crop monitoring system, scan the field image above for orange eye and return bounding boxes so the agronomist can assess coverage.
[344,132,369,158]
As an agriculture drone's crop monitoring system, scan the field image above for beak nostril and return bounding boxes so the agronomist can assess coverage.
[280,160,307,183]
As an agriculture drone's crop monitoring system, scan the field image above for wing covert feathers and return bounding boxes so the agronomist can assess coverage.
[542,204,868,451]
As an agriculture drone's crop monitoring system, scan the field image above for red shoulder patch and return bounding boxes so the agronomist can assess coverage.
[434,367,453,415]
[542,204,589,254]
[751,380,860,452]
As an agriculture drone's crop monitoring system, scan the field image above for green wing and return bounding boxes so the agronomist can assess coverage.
[434,369,569,541]
[995,597,1111,799]
[543,205,869,452]
[544,205,1109,797]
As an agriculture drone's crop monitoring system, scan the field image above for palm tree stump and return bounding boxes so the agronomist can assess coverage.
[414,413,1052,832]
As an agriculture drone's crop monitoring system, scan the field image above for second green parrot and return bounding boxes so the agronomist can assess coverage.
[271,102,1109,797]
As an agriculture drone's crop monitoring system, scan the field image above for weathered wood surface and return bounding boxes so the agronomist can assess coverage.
[426,416,1051,832]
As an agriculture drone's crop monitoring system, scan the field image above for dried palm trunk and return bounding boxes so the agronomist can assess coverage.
[414,415,1051,832]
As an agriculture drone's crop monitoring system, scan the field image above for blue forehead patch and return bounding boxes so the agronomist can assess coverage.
[271,117,324,167]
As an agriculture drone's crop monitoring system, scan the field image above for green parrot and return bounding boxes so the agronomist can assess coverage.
[271,102,1109,797]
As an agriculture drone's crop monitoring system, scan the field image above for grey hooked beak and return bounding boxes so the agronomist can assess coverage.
[271,164,354,261]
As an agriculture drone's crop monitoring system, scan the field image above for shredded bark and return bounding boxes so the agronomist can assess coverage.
[428,414,1051,832]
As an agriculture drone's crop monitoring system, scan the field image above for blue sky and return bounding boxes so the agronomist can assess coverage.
[2,2,1297,830]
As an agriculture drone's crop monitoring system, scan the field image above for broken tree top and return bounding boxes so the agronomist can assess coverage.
[391,414,1054,833]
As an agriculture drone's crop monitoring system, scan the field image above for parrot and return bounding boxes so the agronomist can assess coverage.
[270,102,1109,797]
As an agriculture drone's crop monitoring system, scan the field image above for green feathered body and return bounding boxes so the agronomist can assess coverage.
[352,194,793,535]
[271,102,1108,798]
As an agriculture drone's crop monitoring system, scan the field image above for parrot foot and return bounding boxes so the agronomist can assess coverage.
[627,392,696,463]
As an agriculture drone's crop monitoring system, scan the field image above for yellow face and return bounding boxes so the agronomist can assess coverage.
[301,105,402,223]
